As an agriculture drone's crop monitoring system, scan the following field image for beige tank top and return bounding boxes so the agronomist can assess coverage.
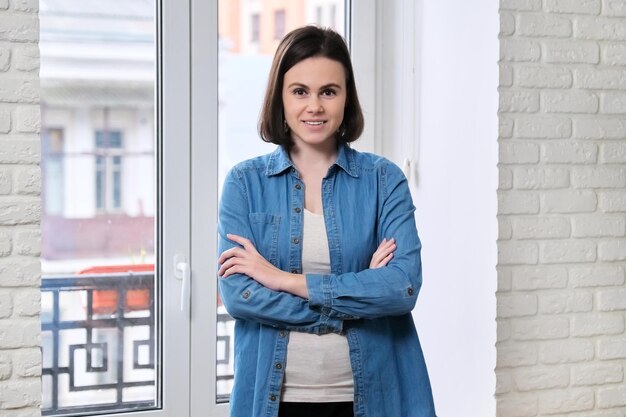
[281,209,354,402]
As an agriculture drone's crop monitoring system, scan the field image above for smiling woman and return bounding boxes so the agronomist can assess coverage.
[217,26,436,417]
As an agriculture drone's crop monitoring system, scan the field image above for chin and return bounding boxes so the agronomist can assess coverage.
[294,136,336,147]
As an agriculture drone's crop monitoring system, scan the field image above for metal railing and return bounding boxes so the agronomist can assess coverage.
[41,272,235,416]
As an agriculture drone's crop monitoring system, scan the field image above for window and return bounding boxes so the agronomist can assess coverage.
[42,128,64,215]
[274,9,286,40]
[251,13,260,42]
[36,1,376,417]
[95,130,123,212]
[39,0,192,416]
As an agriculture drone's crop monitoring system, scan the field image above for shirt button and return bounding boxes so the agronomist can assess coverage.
[242,290,251,299]
[270,394,277,401]
[295,183,302,190]
[275,363,283,370]
[279,330,287,338]
[407,288,414,296]
[293,238,300,244]
[295,207,301,213]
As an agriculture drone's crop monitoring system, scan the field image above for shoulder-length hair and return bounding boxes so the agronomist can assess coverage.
[258,25,364,148]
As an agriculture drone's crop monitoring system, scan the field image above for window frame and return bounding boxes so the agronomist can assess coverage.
[38,0,192,415]
[189,0,220,414]
[157,0,193,414]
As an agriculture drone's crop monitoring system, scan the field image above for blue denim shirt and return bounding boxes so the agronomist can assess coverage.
[218,143,436,417]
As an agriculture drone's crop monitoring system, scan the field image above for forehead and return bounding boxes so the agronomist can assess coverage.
[283,56,346,86]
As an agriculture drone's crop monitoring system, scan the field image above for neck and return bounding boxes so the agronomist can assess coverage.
[289,139,339,172]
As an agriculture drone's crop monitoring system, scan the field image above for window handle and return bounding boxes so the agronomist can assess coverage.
[174,254,190,313]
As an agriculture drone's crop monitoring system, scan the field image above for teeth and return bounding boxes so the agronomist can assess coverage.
[305,121,325,125]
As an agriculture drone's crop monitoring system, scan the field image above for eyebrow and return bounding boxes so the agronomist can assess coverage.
[286,82,343,90]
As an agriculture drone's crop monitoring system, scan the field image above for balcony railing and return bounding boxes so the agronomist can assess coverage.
[41,272,234,416]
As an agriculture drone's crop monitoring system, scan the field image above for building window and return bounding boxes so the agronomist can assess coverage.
[95,130,123,211]
[42,128,65,215]
[274,9,286,40]
[251,13,260,42]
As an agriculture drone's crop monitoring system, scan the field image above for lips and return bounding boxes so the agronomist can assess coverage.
[303,120,326,125]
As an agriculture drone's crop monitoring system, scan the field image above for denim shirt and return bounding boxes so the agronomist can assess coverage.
[218,143,436,417]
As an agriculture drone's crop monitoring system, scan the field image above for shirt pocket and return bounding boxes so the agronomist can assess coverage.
[248,212,280,265]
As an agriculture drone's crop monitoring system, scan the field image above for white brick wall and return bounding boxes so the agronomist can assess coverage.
[498,1,626,415]
[0,1,41,415]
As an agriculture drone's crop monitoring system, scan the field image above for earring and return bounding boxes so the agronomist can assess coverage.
[337,124,346,138]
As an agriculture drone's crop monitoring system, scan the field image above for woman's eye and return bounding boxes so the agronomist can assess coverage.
[293,88,307,96]
[321,89,337,96]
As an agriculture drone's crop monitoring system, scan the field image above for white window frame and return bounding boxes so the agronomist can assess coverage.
[189,0,220,415]
[158,0,192,414]
[38,0,191,415]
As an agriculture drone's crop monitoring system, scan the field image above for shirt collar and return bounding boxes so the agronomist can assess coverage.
[265,143,359,178]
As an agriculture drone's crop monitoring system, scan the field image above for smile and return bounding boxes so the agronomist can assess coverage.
[304,121,326,125]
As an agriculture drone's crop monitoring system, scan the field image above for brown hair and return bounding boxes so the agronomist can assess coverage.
[258,25,364,147]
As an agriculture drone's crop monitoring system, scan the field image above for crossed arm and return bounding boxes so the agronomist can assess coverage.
[216,170,399,333]
[218,162,420,329]
[218,234,396,299]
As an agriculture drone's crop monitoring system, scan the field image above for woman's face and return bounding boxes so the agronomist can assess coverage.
[282,56,347,149]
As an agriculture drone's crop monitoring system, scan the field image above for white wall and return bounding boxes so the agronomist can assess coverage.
[400,1,498,416]
[497,1,626,415]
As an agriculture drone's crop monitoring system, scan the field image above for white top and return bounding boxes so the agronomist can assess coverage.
[281,209,354,402]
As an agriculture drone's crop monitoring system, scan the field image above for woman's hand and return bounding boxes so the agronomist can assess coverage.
[218,234,288,291]
[369,238,396,268]
[219,234,308,298]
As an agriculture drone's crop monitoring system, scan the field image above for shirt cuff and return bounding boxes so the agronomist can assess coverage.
[306,273,343,333]
[306,273,332,311]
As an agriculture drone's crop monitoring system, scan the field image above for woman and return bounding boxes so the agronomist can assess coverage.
[217,26,436,417]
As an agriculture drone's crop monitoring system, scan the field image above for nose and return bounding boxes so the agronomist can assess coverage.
[307,96,323,113]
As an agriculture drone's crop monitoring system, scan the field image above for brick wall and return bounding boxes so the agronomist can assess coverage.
[0,0,42,414]
[498,0,626,415]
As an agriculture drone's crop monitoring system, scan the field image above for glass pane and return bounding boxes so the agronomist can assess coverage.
[39,0,158,415]
[216,0,347,403]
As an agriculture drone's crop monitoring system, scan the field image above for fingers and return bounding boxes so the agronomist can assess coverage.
[227,234,258,253]
[377,251,394,268]
[217,246,245,264]
[219,234,270,279]
[218,234,259,264]
[218,256,241,276]
[221,264,243,278]
[370,238,396,268]
[375,238,395,257]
